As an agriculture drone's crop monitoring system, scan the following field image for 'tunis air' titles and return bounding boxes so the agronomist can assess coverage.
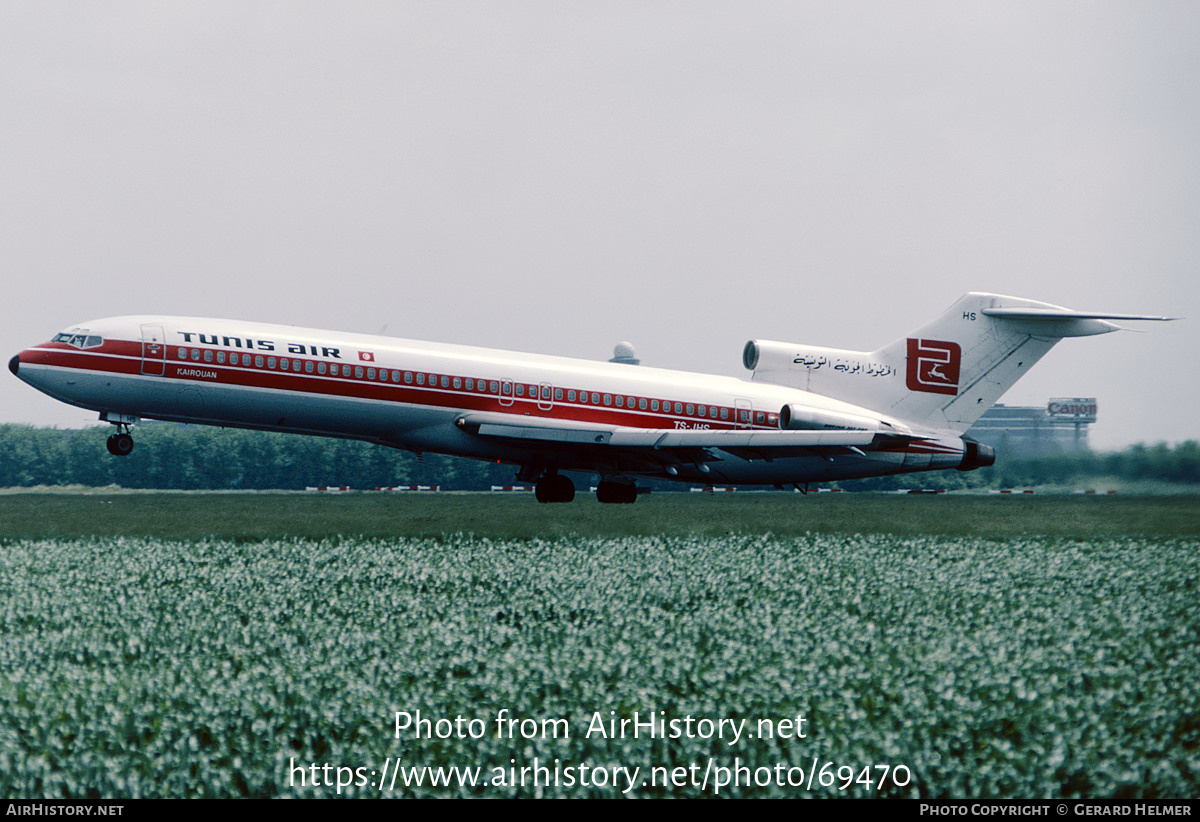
[177,331,343,359]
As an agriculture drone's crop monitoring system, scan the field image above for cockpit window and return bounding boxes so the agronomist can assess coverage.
[53,332,104,349]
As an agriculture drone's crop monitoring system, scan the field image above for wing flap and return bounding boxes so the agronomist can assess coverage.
[459,412,878,453]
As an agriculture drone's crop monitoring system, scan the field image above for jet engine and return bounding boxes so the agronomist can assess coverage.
[778,403,884,432]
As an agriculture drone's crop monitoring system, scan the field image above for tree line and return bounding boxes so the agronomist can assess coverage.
[0,423,1196,491]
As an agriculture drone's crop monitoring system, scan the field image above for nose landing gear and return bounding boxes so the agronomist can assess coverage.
[106,432,134,456]
[100,413,139,457]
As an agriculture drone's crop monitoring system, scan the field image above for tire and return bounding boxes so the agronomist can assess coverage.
[596,480,637,504]
[535,474,575,503]
[107,433,134,457]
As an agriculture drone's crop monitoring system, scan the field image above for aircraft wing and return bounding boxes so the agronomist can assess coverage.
[454,412,884,464]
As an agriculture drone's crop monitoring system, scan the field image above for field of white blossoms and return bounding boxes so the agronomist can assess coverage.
[1,534,1196,797]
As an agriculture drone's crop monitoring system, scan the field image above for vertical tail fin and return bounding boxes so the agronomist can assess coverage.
[745,292,1174,434]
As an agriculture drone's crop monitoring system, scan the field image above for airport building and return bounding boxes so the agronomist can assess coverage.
[966,398,1097,456]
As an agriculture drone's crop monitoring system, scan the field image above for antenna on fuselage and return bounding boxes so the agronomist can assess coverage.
[609,342,640,366]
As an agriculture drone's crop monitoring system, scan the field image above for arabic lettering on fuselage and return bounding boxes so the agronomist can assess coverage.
[792,354,893,377]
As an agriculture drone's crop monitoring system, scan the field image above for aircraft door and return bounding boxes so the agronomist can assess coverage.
[499,379,514,407]
[538,383,553,411]
[140,324,166,376]
[735,398,753,429]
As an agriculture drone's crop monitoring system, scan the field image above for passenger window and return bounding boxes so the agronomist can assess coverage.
[516,384,525,397]
[191,349,201,361]
[253,355,262,367]
[416,373,425,385]
[177,348,188,359]
[672,402,680,414]
[639,398,647,410]
[465,378,473,390]
[615,396,624,407]
[554,388,563,401]
[204,350,214,363]
[490,381,499,393]
[651,400,659,411]
[280,358,289,370]
[405,372,413,384]
[440,376,448,388]
[391,370,399,382]
[366,367,375,379]
[453,377,461,389]
[217,352,226,364]
[330,363,339,376]
[292,359,301,371]
[591,393,600,404]
[603,394,612,406]
[318,362,327,375]
[697,405,706,417]
[721,408,729,420]
[355,366,364,378]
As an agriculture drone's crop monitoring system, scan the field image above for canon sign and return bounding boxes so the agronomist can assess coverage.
[1047,398,1098,422]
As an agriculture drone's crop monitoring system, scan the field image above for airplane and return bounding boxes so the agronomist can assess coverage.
[9,292,1174,503]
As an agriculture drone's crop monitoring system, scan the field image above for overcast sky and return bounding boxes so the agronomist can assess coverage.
[2,1,1196,450]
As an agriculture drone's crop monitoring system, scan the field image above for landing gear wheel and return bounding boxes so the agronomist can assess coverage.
[534,473,575,503]
[106,433,134,457]
[596,480,638,504]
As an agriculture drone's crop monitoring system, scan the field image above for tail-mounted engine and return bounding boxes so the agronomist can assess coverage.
[957,439,996,471]
[778,403,883,433]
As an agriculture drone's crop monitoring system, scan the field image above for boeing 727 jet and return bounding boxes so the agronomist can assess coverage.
[9,293,1172,502]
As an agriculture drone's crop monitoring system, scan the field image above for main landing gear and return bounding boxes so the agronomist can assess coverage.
[595,479,638,504]
[526,470,640,504]
[534,472,575,504]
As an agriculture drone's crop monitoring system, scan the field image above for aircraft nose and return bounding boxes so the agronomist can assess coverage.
[8,354,18,376]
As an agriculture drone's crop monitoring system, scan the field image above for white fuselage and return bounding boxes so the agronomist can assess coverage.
[12,315,970,487]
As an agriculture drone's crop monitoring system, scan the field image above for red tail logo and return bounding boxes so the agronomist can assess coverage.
[906,339,961,395]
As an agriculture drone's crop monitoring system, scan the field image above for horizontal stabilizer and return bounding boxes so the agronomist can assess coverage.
[981,307,1178,322]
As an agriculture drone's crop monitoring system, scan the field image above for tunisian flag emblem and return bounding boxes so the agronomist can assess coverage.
[358,351,375,362]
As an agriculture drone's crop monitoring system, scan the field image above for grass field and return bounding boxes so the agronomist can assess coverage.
[1,493,1197,798]
[1,490,1198,540]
